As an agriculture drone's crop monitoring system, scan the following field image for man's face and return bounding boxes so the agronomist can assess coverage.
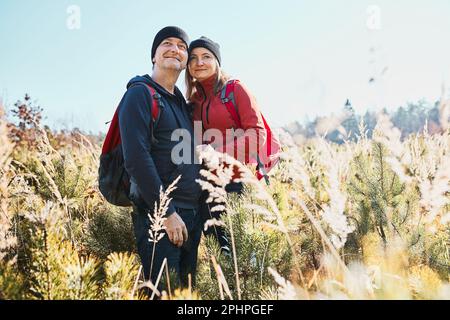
[153,37,188,71]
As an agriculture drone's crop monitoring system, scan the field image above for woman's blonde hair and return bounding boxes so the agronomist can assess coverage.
[185,58,230,102]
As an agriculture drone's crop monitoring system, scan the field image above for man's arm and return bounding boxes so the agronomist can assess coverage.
[118,85,177,217]
[118,85,187,247]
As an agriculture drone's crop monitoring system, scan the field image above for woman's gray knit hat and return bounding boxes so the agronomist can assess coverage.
[189,36,222,66]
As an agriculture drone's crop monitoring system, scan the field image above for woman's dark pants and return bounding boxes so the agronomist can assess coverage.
[199,182,243,254]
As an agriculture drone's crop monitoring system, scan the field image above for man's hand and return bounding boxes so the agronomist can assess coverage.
[163,212,188,247]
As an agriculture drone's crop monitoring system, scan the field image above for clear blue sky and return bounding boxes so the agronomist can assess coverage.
[1,0,449,133]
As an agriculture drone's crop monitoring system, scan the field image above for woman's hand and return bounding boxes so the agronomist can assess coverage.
[195,143,215,155]
[196,144,220,168]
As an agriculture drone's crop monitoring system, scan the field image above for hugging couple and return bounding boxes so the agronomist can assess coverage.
[112,26,274,295]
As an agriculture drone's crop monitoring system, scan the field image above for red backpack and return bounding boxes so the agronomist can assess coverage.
[98,83,162,206]
[220,80,281,185]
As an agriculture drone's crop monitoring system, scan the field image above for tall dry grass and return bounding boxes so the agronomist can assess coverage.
[0,97,449,300]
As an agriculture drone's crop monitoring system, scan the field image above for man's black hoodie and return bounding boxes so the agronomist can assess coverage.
[118,74,201,216]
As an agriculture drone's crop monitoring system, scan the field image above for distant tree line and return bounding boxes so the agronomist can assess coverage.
[5,94,446,147]
[284,100,444,143]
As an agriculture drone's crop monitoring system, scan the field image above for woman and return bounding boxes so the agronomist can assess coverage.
[185,36,267,253]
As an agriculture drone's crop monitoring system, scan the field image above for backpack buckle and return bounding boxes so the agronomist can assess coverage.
[153,93,164,108]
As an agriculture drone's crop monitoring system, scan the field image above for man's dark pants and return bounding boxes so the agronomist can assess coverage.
[131,205,203,291]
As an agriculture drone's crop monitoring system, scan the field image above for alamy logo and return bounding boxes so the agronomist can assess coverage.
[66,5,81,30]
[366,5,382,31]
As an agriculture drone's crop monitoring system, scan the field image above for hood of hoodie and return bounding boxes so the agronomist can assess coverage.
[127,74,185,102]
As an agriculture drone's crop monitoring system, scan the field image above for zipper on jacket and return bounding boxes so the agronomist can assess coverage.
[205,98,211,124]
[198,84,209,126]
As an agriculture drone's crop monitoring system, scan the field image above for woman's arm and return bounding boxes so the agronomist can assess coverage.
[218,81,267,164]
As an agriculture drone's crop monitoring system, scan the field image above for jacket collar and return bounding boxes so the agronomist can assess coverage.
[195,74,217,99]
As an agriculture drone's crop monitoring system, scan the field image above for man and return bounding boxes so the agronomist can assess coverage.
[118,26,202,291]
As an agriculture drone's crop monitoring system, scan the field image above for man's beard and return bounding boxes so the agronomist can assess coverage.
[161,58,185,72]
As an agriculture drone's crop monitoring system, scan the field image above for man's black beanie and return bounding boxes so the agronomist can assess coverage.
[151,26,190,63]
[189,36,222,66]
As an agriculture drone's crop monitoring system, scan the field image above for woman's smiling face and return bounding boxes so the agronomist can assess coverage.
[188,47,218,81]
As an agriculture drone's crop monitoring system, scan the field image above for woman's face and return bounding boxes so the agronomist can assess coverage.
[188,47,217,82]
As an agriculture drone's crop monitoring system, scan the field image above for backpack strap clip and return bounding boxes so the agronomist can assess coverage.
[152,92,162,103]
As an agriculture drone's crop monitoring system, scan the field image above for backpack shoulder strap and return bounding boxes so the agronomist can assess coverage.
[144,84,162,128]
[128,82,162,127]
[220,79,242,128]
[221,80,271,185]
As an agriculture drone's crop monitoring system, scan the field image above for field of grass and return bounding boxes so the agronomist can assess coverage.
[1,101,449,300]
